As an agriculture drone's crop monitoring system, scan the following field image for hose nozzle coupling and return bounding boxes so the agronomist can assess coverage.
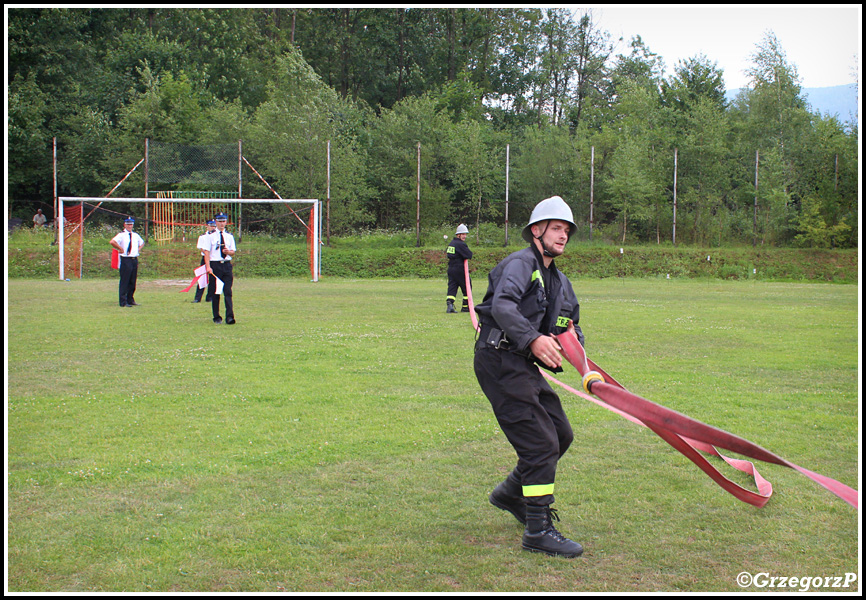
[582,371,605,394]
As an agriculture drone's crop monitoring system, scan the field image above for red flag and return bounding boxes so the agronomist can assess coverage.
[180,265,208,292]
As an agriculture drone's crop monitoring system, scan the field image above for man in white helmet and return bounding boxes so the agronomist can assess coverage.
[473,195,585,558]
[445,223,473,313]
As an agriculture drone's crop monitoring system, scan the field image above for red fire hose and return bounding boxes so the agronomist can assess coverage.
[464,260,857,508]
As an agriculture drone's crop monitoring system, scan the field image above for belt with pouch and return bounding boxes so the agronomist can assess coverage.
[477,323,533,359]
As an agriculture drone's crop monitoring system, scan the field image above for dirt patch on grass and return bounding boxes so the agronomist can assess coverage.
[147,279,192,287]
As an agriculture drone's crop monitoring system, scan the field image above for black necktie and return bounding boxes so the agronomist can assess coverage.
[127,232,133,255]
[219,231,226,259]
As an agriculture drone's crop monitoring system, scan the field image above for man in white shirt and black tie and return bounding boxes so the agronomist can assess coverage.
[199,212,237,324]
[109,216,145,307]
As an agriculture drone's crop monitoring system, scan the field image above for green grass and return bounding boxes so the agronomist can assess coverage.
[6,277,859,592]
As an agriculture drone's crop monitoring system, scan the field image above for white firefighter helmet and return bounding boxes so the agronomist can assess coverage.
[521,196,576,243]
[456,224,469,235]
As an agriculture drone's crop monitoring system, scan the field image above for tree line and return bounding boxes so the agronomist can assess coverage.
[8,8,858,247]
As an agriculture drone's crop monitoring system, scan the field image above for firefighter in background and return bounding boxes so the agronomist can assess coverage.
[445,224,473,313]
[473,196,585,558]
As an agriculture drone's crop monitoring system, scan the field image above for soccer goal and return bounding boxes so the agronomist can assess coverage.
[57,196,322,282]
[54,139,322,282]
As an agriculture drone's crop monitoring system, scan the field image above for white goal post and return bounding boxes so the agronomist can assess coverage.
[57,196,322,282]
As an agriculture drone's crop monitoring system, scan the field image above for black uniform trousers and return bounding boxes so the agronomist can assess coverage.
[209,260,234,321]
[474,344,574,506]
[118,256,138,306]
[447,264,469,307]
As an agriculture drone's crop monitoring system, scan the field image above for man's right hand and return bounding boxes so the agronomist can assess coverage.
[529,334,564,370]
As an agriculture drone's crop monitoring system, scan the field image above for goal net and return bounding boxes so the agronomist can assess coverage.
[149,191,243,245]
[60,204,84,279]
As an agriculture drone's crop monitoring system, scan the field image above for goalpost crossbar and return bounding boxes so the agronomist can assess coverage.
[59,197,318,205]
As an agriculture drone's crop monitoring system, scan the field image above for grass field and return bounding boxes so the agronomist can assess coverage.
[6,276,860,592]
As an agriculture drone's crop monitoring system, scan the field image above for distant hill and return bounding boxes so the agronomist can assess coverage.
[725,84,858,122]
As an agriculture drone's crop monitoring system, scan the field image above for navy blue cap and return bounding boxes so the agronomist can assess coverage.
[124,216,135,224]
[215,213,228,221]
[206,219,216,226]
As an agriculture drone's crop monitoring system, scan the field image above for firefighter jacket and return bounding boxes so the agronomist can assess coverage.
[475,245,584,360]
[446,237,473,274]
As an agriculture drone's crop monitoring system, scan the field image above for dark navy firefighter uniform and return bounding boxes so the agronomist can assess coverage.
[474,244,584,507]
[446,235,473,312]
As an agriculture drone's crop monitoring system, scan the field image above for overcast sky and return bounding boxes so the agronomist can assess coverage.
[584,4,861,90]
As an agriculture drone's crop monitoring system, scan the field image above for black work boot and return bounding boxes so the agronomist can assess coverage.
[446,300,457,313]
[461,300,470,312]
[522,505,583,558]
[489,474,526,524]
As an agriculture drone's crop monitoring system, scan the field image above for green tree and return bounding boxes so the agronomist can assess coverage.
[742,31,810,156]
[8,75,53,214]
[794,194,852,248]
[729,31,815,245]
[536,8,578,126]
[144,8,288,109]
[248,49,371,234]
[106,65,209,194]
[57,105,115,199]
[604,73,672,244]
[676,97,732,245]
[790,114,858,248]
[447,119,506,239]
[9,9,123,207]
[603,80,666,243]
[607,137,655,243]
[609,35,665,95]
[661,54,727,113]
[752,146,796,245]
[511,126,585,227]
[484,9,543,129]
[366,94,455,230]
[566,10,616,131]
